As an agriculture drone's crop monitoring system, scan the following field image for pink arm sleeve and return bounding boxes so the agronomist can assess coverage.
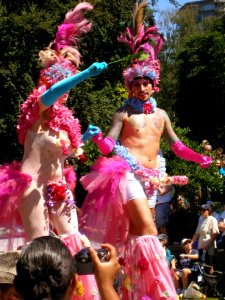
[92,132,116,155]
[171,140,212,168]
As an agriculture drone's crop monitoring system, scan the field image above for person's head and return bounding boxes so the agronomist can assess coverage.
[221,158,225,168]
[37,2,94,102]
[117,2,163,97]
[38,49,77,91]
[206,200,216,212]
[14,236,77,300]
[0,251,20,300]
[181,238,192,252]
[215,159,222,169]
[158,233,169,247]
[131,76,154,101]
[201,204,212,217]
[216,147,223,158]
[203,144,212,153]
[177,194,185,205]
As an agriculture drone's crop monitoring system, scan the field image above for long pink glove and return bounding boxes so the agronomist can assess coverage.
[171,140,212,168]
[92,131,115,155]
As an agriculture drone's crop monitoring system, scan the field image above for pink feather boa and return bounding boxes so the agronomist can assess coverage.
[17,85,83,154]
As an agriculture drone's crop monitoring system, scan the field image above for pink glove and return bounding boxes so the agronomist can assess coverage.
[92,131,115,155]
[171,140,212,168]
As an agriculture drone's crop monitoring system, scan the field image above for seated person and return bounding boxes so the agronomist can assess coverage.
[172,238,199,295]
[0,251,20,300]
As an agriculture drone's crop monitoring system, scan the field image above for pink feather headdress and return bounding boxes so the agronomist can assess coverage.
[38,2,94,88]
[117,0,164,92]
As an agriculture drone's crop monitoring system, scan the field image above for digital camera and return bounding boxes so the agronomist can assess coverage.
[74,247,109,275]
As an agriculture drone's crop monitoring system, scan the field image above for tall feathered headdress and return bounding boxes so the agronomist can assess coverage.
[117,0,164,92]
[38,2,93,88]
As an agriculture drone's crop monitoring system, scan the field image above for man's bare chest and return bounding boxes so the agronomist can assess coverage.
[126,113,164,132]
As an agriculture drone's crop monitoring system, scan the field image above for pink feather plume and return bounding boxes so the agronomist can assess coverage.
[55,2,93,50]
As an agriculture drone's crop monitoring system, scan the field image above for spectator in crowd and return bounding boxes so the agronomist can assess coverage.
[0,251,20,300]
[155,182,174,234]
[173,194,190,210]
[215,147,224,159]
[217,203,225,249]
[202,140,212,154]
[14,236,120,300]
[219,158,225,177]
[172,238,199,295]
[158,233,175,267]
[206,200,220,221]
[191,204,219,269]
[215,159,222,173]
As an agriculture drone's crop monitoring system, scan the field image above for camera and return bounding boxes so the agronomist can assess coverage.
[74,247,109,275]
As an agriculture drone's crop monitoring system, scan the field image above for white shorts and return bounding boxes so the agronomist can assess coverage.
[125,172,157,208]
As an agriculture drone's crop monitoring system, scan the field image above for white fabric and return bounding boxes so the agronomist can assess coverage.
[196,215,220,255]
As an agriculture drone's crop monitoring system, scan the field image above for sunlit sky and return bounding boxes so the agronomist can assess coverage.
[156,0,198,11]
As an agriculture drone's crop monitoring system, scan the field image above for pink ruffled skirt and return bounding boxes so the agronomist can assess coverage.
[121,235,177,300]
[0,161,31,250]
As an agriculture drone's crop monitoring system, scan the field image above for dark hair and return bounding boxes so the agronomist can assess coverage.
[14,236,76,300]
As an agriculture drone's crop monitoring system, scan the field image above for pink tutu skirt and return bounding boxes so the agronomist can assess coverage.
[79,156,130,251]
[0,161,31,250]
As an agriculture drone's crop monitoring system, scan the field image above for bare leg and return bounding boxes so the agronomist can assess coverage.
[126,197,158,236]
[182,268,191,290]
[19,182,49,240]
[50,203,78,235]
[173,271,180,290]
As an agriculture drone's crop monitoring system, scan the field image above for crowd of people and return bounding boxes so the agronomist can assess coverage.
[0,1,224,299]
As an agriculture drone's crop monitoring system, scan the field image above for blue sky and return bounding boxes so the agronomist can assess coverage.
[156,0,197,11]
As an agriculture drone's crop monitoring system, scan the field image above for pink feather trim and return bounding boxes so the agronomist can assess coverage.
[55,2,93,50]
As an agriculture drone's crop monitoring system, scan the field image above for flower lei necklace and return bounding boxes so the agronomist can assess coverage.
[124,97,157,114]
[114,144,188,196]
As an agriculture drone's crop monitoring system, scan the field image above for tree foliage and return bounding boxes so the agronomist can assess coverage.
[0,0,224,206]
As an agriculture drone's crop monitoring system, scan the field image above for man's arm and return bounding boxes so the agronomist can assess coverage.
[161,109,212,168]
[83,109,124,155]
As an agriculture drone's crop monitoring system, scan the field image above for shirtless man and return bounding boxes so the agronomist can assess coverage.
[80,75,212,300]
[79,3,212,297]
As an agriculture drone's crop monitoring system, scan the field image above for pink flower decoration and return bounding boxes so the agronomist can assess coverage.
[143,103,153,114]
[138,257,149,271]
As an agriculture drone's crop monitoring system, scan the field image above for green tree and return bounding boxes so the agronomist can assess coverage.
[174,13,225,148]
[0,0,223,207]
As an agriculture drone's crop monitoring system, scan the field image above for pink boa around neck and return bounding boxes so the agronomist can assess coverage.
[17,85,82,152]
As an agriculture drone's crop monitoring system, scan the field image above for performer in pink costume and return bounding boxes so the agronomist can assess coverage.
[0,2,107,299]
[79,1,212,299]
